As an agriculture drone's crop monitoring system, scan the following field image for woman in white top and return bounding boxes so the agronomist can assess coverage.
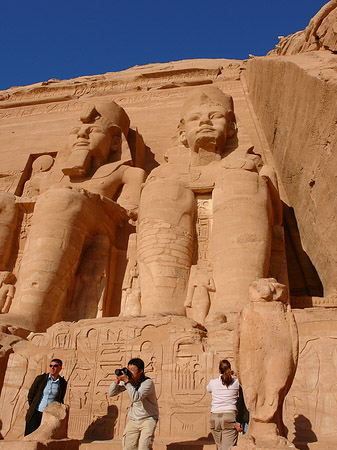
[206,359,240,450]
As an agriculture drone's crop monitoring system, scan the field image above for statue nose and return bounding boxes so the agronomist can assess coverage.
[78,127,89,138]
[199,115,212,125]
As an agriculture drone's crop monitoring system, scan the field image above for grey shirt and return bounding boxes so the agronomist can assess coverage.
[109,378,159,421]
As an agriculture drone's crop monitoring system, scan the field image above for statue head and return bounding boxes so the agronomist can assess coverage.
[178,87,237,159]
[249,278,288,304]
[64,100,130,178]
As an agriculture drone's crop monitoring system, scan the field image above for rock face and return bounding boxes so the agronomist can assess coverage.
[0,3,336,447]
[269,0,337,55]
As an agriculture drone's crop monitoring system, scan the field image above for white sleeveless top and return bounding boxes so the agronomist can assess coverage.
[206,376,239,413]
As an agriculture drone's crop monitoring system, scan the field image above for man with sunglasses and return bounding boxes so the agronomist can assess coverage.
[24,359,67,436]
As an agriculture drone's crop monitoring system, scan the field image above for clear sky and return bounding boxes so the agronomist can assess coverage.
[1,0,327,91]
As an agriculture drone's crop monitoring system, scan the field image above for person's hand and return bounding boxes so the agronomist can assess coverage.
[119,372,130,384]
[236,422,243,432]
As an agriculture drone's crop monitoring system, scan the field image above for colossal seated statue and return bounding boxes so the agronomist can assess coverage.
[137,87,284,324]
[3,100,146,333]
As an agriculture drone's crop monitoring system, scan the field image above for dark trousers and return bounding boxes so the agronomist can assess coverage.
[24,410,43,436]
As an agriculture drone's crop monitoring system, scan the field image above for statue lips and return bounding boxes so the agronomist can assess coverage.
[73,139,89,148]
[196,125,215,134]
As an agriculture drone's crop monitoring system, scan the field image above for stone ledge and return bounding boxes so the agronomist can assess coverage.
[79,440,217,449]
[0,439,80,450]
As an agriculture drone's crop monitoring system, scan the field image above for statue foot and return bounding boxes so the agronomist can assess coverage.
[0,313,34,338]
[204,312,227,326]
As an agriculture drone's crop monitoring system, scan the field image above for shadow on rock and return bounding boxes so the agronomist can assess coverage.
[83,405,118,442]
[166,433,214,449]
[293,414,317,450]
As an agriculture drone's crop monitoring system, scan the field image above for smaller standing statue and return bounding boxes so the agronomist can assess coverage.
[234,278,299,449]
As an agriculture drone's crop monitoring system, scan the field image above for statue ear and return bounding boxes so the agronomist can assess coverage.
[226,111,237,137]
[179,130,188,147]
[178,119,188,147]
[111,135,121,151]
[227,121,237,137]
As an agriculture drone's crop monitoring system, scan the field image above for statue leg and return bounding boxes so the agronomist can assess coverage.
[0,193,18,270]
[137,179,194,316]
[209,170,273,319]
[10,188,116,332]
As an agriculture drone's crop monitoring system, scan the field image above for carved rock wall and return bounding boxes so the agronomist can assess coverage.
[0,311,336,446]
[0,46,336,449]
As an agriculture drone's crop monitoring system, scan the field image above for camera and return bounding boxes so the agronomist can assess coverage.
[115,367,132,378]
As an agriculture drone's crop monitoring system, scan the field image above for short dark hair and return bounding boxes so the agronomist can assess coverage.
[128,358,144,371]
[51,358,63,367]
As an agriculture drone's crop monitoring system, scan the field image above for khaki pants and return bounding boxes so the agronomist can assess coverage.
[122,417,158,450]
[210,411,238,450]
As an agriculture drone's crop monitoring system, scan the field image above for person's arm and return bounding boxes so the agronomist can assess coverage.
[59,378,67,403]
[27,375,43,405]
[206,380,212,393]
[124,378,154,402]
[108,381,127,398]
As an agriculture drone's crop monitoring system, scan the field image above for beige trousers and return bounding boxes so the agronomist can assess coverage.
[210,411,238,450]
[122,417,158,450]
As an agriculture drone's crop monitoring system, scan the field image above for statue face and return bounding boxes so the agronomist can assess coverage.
[68,122,113,161]
[182,102,228,152]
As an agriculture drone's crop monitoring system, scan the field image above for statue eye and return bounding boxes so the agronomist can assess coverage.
[210,113,225,119]
[187,114,200,121]
[70,127,80,135]
[90,126,104,133]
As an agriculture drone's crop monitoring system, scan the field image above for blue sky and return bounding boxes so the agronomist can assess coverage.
[1,0,327,91]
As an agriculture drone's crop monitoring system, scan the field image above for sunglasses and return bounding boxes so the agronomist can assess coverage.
[49,364,59,368]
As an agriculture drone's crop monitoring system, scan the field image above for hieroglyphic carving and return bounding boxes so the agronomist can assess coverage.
[194,195,213,262]
[139,340,162,398]
[120,234,141,317]
[170,412,208,438]
[0,353,28,438]
[171,337,207,405]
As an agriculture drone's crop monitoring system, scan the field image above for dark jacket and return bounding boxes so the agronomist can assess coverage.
[25,373,67,423]
[236,386,249,425]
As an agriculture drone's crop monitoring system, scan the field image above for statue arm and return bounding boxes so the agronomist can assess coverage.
[207,277,216,292]
[259,165,283,226]
[287,307,299,368]
[3,285,15,313]
[119,167,147,215]
[184,282,195,308]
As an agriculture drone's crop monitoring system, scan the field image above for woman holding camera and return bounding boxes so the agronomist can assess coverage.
[206,359,240,450]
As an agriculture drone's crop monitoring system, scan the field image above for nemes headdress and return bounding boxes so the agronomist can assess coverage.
[181,87,234,119]
[79,100,130,138]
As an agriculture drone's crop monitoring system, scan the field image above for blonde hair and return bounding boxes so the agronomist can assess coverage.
[219,359,233,387]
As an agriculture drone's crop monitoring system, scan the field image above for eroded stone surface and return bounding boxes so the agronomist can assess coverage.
[235,278,298,449]
[269,0,337,55]
[23,402,68,441]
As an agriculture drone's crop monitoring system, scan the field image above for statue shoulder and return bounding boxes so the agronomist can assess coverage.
[222,146,261,172]
[91,160,132,180]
